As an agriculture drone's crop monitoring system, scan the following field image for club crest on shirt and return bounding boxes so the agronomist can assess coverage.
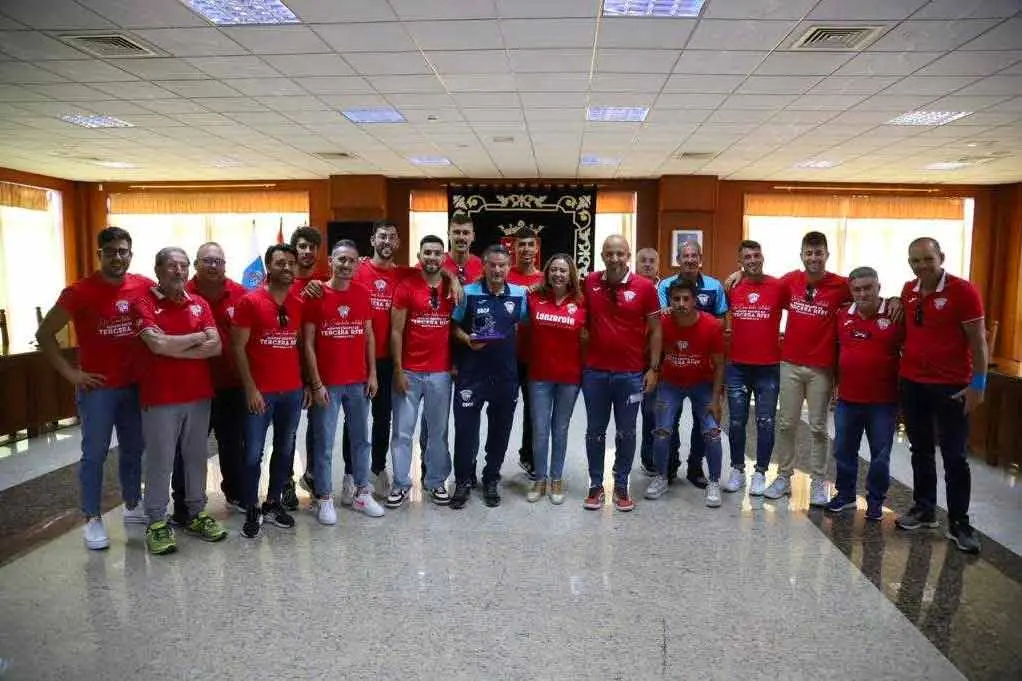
[115,299,130,314]
[877,318,890,330]
[337,305,350,318]
[189,304,202,317]
[566,303,577,315]
[934,297,947,310]
[374,279,387,291]
[226,306,235,319]
[697,293,709,306]
[623,290,636,303]
[676,340,688,351]
[747,293,760,304]
[504,300,516,314]
[459,389,473,402]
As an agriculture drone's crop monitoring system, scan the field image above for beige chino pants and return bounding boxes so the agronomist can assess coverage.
[774,361,833,479]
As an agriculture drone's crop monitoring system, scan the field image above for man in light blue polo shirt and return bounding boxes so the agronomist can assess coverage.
[449,243,529,510]
[646,240,728,487]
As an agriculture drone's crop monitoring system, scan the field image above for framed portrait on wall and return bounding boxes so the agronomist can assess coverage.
[671,229,703,266]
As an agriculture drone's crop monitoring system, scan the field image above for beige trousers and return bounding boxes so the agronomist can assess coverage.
[774,361,833,479]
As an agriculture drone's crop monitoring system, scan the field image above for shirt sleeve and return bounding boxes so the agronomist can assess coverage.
[132,297,159,334]
[958,281,984,323]
[55,283,80,314]
[713,280,729,315]
[656,277,670,308]
[233,296,255,329]
[451,290,468,323]
[643,281,660,316]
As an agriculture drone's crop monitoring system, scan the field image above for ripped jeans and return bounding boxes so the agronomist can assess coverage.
[725,362,780,473]
[653,382,722,482]
[582,369,644,489]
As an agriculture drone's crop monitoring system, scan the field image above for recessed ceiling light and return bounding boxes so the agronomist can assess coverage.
[179,0,299,25]
[794,160,839,169]
[586,106,649,122]
[886,111,973,126]
[342,107,406,124]
[492,136,515,144]
[408,155,451,166]
[60,113,134,128]
[580,155,621,166]
[94,160,139,169]
[924,161,972,170]
[602,0,707,17]
[209,158,245,167]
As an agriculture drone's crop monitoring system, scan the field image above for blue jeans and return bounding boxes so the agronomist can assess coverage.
[77,385,144,517]
[725,362,780,473]
[528,381,580,481]
[833,400,896,505]
[653,382,723,481]
[453,375,518,485]
[391,370,452,490]
[309,383,371,497]
[582,369,644,489]
[243,389,302,508]
[640,395,705,475]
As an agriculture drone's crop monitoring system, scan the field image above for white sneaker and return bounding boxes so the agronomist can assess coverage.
[83,518,109,550]
[644,474,669,499]
[763,475,791,499]
[340,474,356,506]
[705,482,722,508]
[809,478,829,507]
[353,489,385,517]
[722,468,746,493]
[122,504,147,525]
[749,471,767,496]
[316,497,337,526]
[373,469,392,499]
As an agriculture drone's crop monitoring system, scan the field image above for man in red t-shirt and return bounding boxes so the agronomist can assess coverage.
[443,213,484,284]
[764,231,852,506]
[722,240,786,497]
[388,235,455,507]
[37,226,152,551]
[303,239,384,524]
[581,235,662,512]
[828,267,904,522]
[232,244,307,539]
[644,279,725,508]
[507,227,544,480]
[134,247,226,555]
[895,237,987,555]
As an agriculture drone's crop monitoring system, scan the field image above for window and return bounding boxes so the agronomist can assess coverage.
[0,185,65,349]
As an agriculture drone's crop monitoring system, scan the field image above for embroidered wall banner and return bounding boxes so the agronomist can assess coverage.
[447,185,597,275]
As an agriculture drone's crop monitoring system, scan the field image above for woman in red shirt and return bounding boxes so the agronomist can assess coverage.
[526,254,587,504]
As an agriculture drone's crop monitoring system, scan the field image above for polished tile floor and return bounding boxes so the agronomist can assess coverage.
[0,404,1018,680]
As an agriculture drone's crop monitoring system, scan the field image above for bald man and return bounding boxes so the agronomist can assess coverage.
[636,248,660,283]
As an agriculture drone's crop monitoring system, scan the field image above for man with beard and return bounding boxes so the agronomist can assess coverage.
[507,227,543,479]
[443,214,484,284]
[134,248,226,555]
[37,226,151,551]
[233,244,306,539]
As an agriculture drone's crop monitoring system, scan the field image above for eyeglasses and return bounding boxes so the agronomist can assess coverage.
[914,304,924,326]
[429,286,439,311]
[804,284,816,303]
[277,304,288,329]
[101,247,131,258]
[199,257,225,267]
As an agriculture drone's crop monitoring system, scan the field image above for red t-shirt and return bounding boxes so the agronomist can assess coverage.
[441,253,484,284]
[837,302,904,404]
[780,270,851,369]
[728,276,787,365]
[509,269,544,360]
[133,289,216,408]
[660,311,724,387]
[583,271,660,373]
[901,272,984,385]
[56,273,154,388]
[303,283,372,386]
[185,277,247,389]
[234,287,304,394]
[290,275,318,297]
[392,276,454,373]
[354,258,417,359]
[527,291,587,384]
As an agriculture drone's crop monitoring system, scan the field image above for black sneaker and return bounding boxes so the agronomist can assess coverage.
[281,479,299,512]
[469,474,480,489]
[518,459,536,481]
[385,488,409,509]
[483,480,501,507]
[946,521,981,554]
[242,506,262,539]
[895,505,939,531]
[686,466,709,490]
[299,472,316,498]
[261,501,295,529]
[429,486,451,505]
[450,482,471,510]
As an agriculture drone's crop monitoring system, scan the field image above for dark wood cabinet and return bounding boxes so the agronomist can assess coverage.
[0,347,78,439]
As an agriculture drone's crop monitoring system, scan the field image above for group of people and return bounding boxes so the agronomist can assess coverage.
[38,216,989,557]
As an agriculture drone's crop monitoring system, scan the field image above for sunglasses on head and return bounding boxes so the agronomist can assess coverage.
[804,284,816,303]
[914,305,924,326]
[429,286,439,311]
[277,304,288,329]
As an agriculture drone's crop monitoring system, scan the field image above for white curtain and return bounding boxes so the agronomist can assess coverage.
[407,211,450,263]
[0,194,65,349]
[595,212,637,270]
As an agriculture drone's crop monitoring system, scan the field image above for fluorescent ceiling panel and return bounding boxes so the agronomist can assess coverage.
[886,110,973,125]
[180,0,299,25]
[586,106,649,122]
[342,107,407,124]
[60,114,134,128]
[602,0,707,17]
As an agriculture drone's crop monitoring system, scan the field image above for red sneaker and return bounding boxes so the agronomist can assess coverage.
[613,487,635,512]
[583,486,605,510]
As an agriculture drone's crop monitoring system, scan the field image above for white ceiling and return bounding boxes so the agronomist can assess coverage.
[0,0,1020,183]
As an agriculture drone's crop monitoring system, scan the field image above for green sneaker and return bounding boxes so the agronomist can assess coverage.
[185,512,228,542]
[145,520,177,555]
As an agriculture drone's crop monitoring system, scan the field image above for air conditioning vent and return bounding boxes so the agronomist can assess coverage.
[60,33,162,58]
[313,152,358,161]
[673,152,716,161]
[789,25,887,51]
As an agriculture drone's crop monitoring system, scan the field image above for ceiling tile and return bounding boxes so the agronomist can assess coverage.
[187,56,281,79]
[461,108,523,123]
[449,91,520,107]
[297,75,376,95]
[255,95,331,111]
[663,74,744,93]
[427,50,510,74]
[286,0,397,23]
[192,97,269,113]
[961,17,1022,50]
[595,49,679,74]
[851,94,941,110]
[787,94,872,110]
[343,51,433,76]
[508,49,592,72]
[754,52,854,76]
[986,96,1022,112]
[139,99,210,114]
[226,111,294,126]
[262,54,354,78]
[154,80,243,98]
[0,0,114,29]
[737,75,822,95]
[445,73,516,92]
[882,75,983,96]
[868,19,1003,51]
[810,75,901,95]
[367,74,445,94]
[389,0,497,20]
[588,91,655,107]
[673,50,768,75]
[915,51,1022,76]
[0,61,69,84]
[405,19,504,50]
[655,92,728,108]
[687,19,797,51]
[502,18,597,48]
[597,17,694,49]
[73,99,154,115]
[703,0,818,20]
[312,22,416,52]
[912,0,1022,20]
[720,94,800,110]
[494,0,596,18]
[84,0,208,28]
[0,31,90,60]
[706,109,775,124]
[514,73,590,92]
[808,0,929,20]
[221,26,332,55]
[111,58,206,81]
[953,75,1022,96]
[134,28,247,57]
[384,93,457,108]
[520,91,588,107]
[590,74,667,92]
[24,82,115,100]
[835,51,943,76]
